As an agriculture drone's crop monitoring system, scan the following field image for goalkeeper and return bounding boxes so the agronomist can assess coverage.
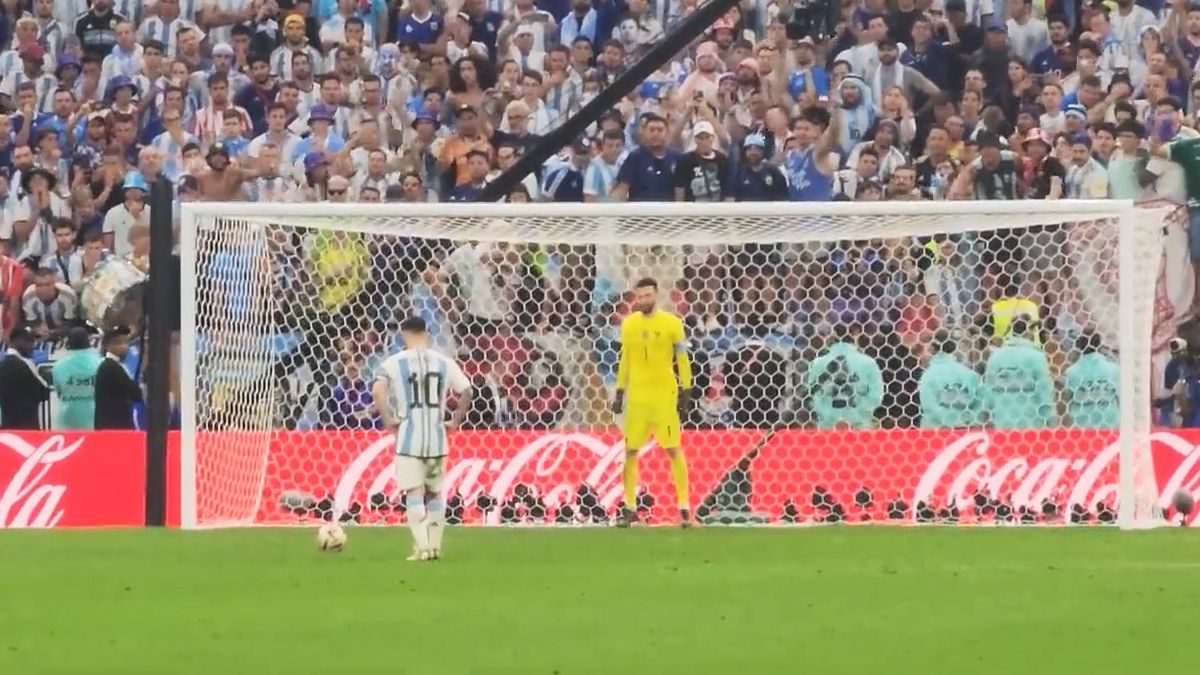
[612,278,694,528]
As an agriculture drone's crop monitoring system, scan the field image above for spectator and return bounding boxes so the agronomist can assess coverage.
[52,326,101,430]
[0,325,49,429]
[613,114,676,201]
[732,134,788,201]
[23,267,77,340]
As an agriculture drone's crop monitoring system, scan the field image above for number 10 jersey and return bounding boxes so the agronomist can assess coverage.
[376,348,471,458]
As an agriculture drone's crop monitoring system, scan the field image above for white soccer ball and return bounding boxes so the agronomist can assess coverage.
[317,523,347,552]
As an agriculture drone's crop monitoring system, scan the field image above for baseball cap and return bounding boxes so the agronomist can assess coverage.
[743,133,766,148]
[20,41,44,61]
[307,104,334,123]
[283,13,305,29]
[515,23,536,37]
[303,151,327,172]
[571,136,590,153]
[455,103,478,117]
[1069,132,1092,148]
[1023,128,1050,147]
[411,107,439,129]
[212,43,234,57]
[693,120,716,137]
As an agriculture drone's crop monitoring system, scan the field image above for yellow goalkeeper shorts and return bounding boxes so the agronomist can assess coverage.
[623,401,681,450]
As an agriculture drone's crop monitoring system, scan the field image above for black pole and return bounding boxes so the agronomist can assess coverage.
[145,175,173,527]
[477,0,742,202]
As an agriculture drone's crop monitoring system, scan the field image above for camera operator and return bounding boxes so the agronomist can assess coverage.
[1162,338,1200,428]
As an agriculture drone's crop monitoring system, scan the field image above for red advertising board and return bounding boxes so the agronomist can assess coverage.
[6,429,1200,528]
[0,431,181,529]
[237,428,1200,526]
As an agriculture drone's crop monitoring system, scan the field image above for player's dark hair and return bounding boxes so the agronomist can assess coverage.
[635,277,658,290]
[400,316,428,334]
[1076,329,1102,354]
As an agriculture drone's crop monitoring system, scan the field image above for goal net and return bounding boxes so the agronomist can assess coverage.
[179,201,1175,529]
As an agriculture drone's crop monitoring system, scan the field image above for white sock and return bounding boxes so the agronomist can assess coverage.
[406,493,429,550]
[426,495,446,551]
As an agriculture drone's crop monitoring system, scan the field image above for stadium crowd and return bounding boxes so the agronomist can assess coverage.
[0,0,1195,431]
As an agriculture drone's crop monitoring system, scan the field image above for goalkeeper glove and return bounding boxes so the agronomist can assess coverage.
[612,390,624,415]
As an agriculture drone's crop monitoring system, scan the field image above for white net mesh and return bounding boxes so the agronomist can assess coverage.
[180,202,1170,528]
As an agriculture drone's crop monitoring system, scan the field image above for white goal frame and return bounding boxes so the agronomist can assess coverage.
[178,199,1155,530]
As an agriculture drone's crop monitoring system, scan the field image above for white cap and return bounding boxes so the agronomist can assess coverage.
[515,23,536,37]
[693,121,716,137]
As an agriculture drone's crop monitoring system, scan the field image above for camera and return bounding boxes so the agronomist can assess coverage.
[780,0,832,41]
[1170,337,1189,356]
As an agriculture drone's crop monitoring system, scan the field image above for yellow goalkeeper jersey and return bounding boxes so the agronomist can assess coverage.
[617,310,692,403]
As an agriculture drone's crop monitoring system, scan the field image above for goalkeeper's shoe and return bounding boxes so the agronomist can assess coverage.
[616,507,638,528]
[680,509,693,529]
[406,548,432,562]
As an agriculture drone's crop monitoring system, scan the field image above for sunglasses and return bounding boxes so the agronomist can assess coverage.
[328,189,347,196]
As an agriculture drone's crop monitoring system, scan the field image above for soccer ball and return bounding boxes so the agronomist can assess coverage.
[317,523,347,552]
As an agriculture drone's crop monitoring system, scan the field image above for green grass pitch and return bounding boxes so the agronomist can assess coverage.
[2,527,1199,674]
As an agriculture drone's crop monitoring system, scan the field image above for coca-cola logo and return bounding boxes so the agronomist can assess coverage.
[333,433,634,516]
[914,431,1200,526]
[0,433,85,528]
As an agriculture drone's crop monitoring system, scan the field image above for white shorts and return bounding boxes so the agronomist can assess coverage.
[395,455,447,493]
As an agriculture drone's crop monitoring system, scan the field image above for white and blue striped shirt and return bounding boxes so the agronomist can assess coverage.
[583,156,622,200]
[150,130,199,182]
[377,348,470,458]
[202,0,252,47]
[268,44,323,80]
[54,0,88,26]
[137,17,186,57]
[1,73,59,112]
[248,131,302,174]
[111,0,141,24]
[100,44,144,81]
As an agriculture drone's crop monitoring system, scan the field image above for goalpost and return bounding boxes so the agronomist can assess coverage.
[178,200,1174,530]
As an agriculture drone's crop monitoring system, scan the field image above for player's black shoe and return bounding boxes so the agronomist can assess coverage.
[680,509,693,529]
[616,507,638,528]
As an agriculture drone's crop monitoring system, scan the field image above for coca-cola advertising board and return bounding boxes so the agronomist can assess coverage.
[0,431,164,528]
[6,429,1200,528]
[243,428,1200,526]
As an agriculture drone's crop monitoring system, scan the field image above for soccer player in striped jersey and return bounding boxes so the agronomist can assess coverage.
[373,316,472,562]
[613,278,694,527]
